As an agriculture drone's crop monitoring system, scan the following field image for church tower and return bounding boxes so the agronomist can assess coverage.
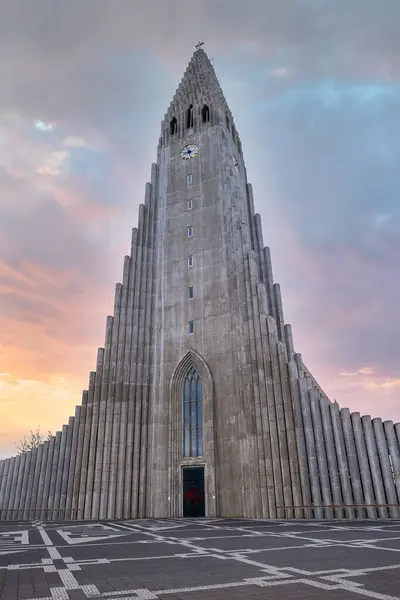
[1,46,400,521]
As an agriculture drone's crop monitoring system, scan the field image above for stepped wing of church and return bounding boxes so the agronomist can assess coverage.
[1,48,400,521]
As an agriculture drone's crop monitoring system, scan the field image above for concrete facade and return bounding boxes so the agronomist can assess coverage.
[0,48,399,520]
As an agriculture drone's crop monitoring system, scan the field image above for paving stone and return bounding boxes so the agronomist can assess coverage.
[0,519,399,600]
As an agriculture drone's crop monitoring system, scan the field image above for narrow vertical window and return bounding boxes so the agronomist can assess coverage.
[188,320,194,334]
[187,198,193,210]
[186,104,194,129]
[170,117,177,135]
[188,255,193,267]
[237,137,242,155]
[226,114,230,131]
[187,225,193,238]
[187,174,192,185]
[201,104,210,123]
[183,367,202,457]
[188,286,194,299]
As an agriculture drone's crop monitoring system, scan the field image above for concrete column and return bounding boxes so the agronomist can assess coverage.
[53,424,68,519]
[362,416,388,518]
[116,391,128,519]
[138,191,154,519]
[131,205,147,518]
[0,461,5,505]
[30,444,44,520]
[4,457,17,520]
[279,352,303,518]
[66,407,81,519]
[262,247,276,319]
[23,449,37,519]
[246,183,256,253]
[242,257,269,518]
[291,354,313,518]
[36,442,49,520]
[274,334,299,518]
[253,213,267,285]
[48,431,62,520]
[256,305,275,519]
[299,379,323,518]
[19,451,32,520]
[284,324,295,362]
[140,168,159,519]
[85,348,104,519]
[92,318,113,519]
[351,413,377,518]
[100,284,122,520]
[330,402,354,518]
[14,452,27,520]
[60,417,74,517]
[262,315,285,518]
[41,436,55,520]
[256,295,276,518]
[319,399,343,519]
[110,257,130,519]
[78,373,96,519]
[107,395,121,519]
[272,283,284,342]
[373,418,398,518]
[10,455,24,520]
[384,421,400,504]
[72,397,87,517]
[309,391,333,519]
[123,229,139,519]
[0,460,9,519]
[341,408,365,518]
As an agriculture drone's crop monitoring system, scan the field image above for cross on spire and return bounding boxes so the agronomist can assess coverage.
[195,41,204,50]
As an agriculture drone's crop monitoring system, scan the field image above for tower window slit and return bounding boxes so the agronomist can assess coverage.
[183,368,203,457]
[187,225,193,238]
[188,254,193,267]
[170,117,177,135]
[188,320,194,334]
[188,286,194,299]
[201,104,210,123]
[226,114,230,131]
[187,174,193,185]
[186,104,194,129]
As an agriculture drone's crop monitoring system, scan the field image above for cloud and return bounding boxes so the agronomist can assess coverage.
[63,136,90,148]
[0,0,400,454]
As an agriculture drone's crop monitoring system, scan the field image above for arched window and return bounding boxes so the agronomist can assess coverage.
[170,117,178,135]
[183,367,203,457]
[186,104,194,129]
[201,104,210,123]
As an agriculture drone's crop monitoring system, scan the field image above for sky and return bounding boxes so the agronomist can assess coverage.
[0,0,399,458]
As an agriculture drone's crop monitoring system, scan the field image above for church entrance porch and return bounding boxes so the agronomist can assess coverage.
[182,466,205,517]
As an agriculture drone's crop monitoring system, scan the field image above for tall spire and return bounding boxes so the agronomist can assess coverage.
[164,44,227,120]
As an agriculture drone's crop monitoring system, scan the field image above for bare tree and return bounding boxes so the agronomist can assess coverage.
[15,427,52,454]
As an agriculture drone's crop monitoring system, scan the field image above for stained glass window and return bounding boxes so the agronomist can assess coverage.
[183,367,203,457]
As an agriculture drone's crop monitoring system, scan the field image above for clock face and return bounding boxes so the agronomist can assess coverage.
[181,144,199,160]
[232,155,239,172]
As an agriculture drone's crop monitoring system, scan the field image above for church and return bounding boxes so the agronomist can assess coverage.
[0,46,399,521]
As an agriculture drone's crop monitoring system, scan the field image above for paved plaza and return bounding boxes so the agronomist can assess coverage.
[1,518,400,599]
